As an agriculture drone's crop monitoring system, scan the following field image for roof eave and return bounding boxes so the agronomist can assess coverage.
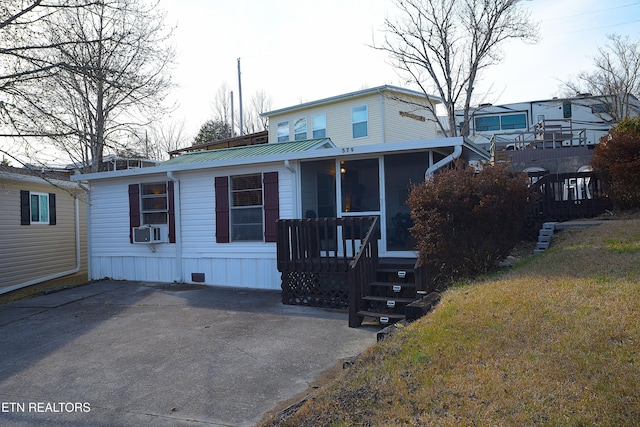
[262,85,442,117]
[72,138,479,182]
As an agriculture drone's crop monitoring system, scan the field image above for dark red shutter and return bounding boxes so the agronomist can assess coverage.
[215,176,230,243]
[128,184,141,243]
[168,180,176,243]
[263,172,279,242]
[48,193,56,225]
[20,190,30,225]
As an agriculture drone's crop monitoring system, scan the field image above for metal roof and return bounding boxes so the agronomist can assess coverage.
[160,138,335,166]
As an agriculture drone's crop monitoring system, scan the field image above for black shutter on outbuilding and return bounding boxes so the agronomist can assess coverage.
[20,190,30,225]
[215,176,230,243]
[263,172,279,243]
[128,184,141,243]
[48,193,56,225]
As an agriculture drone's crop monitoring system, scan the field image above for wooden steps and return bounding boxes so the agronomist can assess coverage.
[356,258,420,325]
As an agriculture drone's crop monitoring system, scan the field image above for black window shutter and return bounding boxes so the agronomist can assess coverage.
[128,184,141,243]
[215,176,230,243]
[20,190,30,225]
[168,180,176,243]
[48,193,56,225]
[263,172,279,243]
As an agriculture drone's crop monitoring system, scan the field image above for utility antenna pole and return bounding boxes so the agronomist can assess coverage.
[237,57,244,136]
[230,90,235,137]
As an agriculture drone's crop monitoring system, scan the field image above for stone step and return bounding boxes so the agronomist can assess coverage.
[536,241,550,250]
[539,228,554,237]
[538,234,552,244]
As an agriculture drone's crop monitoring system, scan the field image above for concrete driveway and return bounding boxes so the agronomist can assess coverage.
[0,281,377,426]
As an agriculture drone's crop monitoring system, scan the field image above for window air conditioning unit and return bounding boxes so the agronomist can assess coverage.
[133,225,164,244]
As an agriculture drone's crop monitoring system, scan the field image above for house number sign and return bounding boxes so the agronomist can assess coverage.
[341,147,355,153]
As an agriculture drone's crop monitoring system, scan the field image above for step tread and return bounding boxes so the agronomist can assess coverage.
[357,310,405,319]
[369,281,417,288]
[376,267,415,273]
[362,296,417,303]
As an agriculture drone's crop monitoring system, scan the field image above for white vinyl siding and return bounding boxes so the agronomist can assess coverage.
[86,164,295,290]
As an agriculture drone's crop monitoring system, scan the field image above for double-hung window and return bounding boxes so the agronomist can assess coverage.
[128,182,175,243]
[352,105,368,138]
[140,183,168,225]
[294,118,307,140]
[215,172,279,243]
[312,113,326,138]
[277,121,289,142]
[230,174,264,241]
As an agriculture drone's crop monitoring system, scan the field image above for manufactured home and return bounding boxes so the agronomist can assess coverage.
[0,165,87,294]
[72,86,489,325]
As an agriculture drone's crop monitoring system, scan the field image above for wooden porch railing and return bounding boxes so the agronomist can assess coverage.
[348,216,379,327]
[528,171,611,222]
[277,216,378,273]
[276,216,379,309]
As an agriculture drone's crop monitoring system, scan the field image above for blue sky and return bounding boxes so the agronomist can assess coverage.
[162,0,640,139]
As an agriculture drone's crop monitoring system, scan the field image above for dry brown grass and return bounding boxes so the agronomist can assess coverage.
[263,220,640,426]
[0,271,89,305]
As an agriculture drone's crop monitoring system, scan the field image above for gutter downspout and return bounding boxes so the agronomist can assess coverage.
[77,182,91,281]
[425,144,463,181]
[0,194,82,296]
[167,172,183,283]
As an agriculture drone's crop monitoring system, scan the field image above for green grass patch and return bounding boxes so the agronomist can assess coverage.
[261,220,640,427]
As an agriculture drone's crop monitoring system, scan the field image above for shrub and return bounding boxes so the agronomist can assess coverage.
[407,161,531,288]
[591,117,640,210]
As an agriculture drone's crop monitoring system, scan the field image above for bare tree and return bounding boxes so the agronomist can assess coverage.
[3,0,175,171]
[211,82,233,129]
[147,119,189,160]
[1,1,86,164]
[564,34,640,123]
[207,84,271,139]
[375,0,538,137]
[243,89,272,134]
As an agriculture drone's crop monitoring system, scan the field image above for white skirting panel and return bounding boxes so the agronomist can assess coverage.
[91,256,179,283]
[183,256,280,290]
[90,255,279,290]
